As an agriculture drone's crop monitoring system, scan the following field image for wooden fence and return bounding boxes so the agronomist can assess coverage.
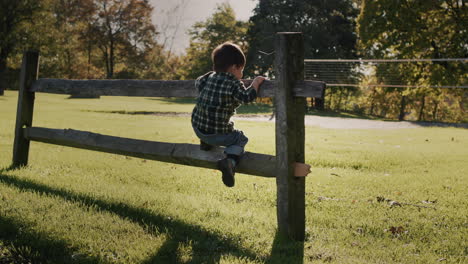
[12,32,325,241]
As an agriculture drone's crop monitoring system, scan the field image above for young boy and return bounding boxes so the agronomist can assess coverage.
[191,42,265,187]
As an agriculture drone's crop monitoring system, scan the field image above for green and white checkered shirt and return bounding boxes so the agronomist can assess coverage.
[191,71,257,134]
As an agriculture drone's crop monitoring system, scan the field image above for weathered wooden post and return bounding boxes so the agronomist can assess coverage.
[275,32,306,241]
[12,51,39,167]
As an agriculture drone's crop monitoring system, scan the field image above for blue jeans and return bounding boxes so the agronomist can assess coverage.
[193,126,248,156]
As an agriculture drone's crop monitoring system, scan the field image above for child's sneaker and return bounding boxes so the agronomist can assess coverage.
[200,140,213,151]
[217,158,235,187]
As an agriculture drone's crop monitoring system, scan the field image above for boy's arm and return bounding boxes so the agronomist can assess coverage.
[232,80,257,104]
[232,76,266,104]
[250,76,266,93]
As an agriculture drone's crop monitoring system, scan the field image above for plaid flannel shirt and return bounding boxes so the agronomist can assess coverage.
[191,71,257,134]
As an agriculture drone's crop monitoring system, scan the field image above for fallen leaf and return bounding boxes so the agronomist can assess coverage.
[355,227,364,234]
[388,226,405,235]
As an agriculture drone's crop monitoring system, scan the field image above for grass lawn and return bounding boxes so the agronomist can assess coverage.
[0,91,467,263]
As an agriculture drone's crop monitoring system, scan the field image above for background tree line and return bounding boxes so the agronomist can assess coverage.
[1,0,466,122]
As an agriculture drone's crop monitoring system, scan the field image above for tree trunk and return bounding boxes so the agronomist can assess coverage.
[66,48,72,79]
[108,39,115,79]
[398,95,407,121]
[336,87,344,111]
[87,42,92,79]
[314,97,325,110]
[0,65,6,96]
[103,46,110,78]
[313,85,326,110]
[343,88,350,111]
[369,88,377,116]
[432,100,439,121]
[0,50,9,95]
[315,98,324,110]
[326,88,333,110]
[418,95,426,121]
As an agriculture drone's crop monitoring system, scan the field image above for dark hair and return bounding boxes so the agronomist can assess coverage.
[212,42,246,72]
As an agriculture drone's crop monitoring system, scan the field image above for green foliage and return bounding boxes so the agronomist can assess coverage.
[1,0,163,83]
[356,0,467,121]
[182,3,249,79]
[141,45,187,80]
[245,0,359,77]
[90,0,158,78]
[0,0,43,93]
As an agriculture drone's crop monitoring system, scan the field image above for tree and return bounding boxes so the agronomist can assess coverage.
[0,0,42,95]
[357,0,467,121]
[90,0,157,79]
[246,0,359,109]
[182,3,249,79]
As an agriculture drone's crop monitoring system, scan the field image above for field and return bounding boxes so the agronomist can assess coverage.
[0,91,467,263]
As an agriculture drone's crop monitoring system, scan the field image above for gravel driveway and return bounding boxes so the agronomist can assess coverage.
[234,115,468,129]
[114,111,466,129]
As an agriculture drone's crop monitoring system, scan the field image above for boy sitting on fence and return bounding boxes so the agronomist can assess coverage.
[191,42,265,187]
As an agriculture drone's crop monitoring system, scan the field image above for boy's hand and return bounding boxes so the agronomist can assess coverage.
[252,76,266,92]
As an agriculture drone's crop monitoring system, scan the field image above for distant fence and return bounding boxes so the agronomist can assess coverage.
[12,32,325,241]
[304,58,468,89]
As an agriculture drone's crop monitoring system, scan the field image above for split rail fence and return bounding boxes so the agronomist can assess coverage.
[12,32,325,241]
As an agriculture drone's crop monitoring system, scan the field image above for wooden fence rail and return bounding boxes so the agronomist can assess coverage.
[31,78,325,98]
[24,127,277,178]
[12,32,317,241]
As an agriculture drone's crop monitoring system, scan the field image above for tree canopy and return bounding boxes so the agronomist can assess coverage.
[357,0,467,120]
[182,3,249,79]
[0,0,465,122]
[245,0,359,77]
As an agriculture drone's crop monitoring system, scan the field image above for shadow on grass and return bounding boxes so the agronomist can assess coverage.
[83,110,190,116]
[147,98,196,104]
[66,96,101,99]
[0,214,101,264]
[306,109,383,120]
[266,232,304,264]
[0,169,301,263]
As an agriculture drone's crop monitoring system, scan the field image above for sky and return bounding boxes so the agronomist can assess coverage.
[150,0,258,54]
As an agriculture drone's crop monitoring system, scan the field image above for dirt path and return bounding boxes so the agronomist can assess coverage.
[234,115,468,129]
[106,111,467,129]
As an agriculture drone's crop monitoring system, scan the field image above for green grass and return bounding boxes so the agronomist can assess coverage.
[0,91,467,263]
